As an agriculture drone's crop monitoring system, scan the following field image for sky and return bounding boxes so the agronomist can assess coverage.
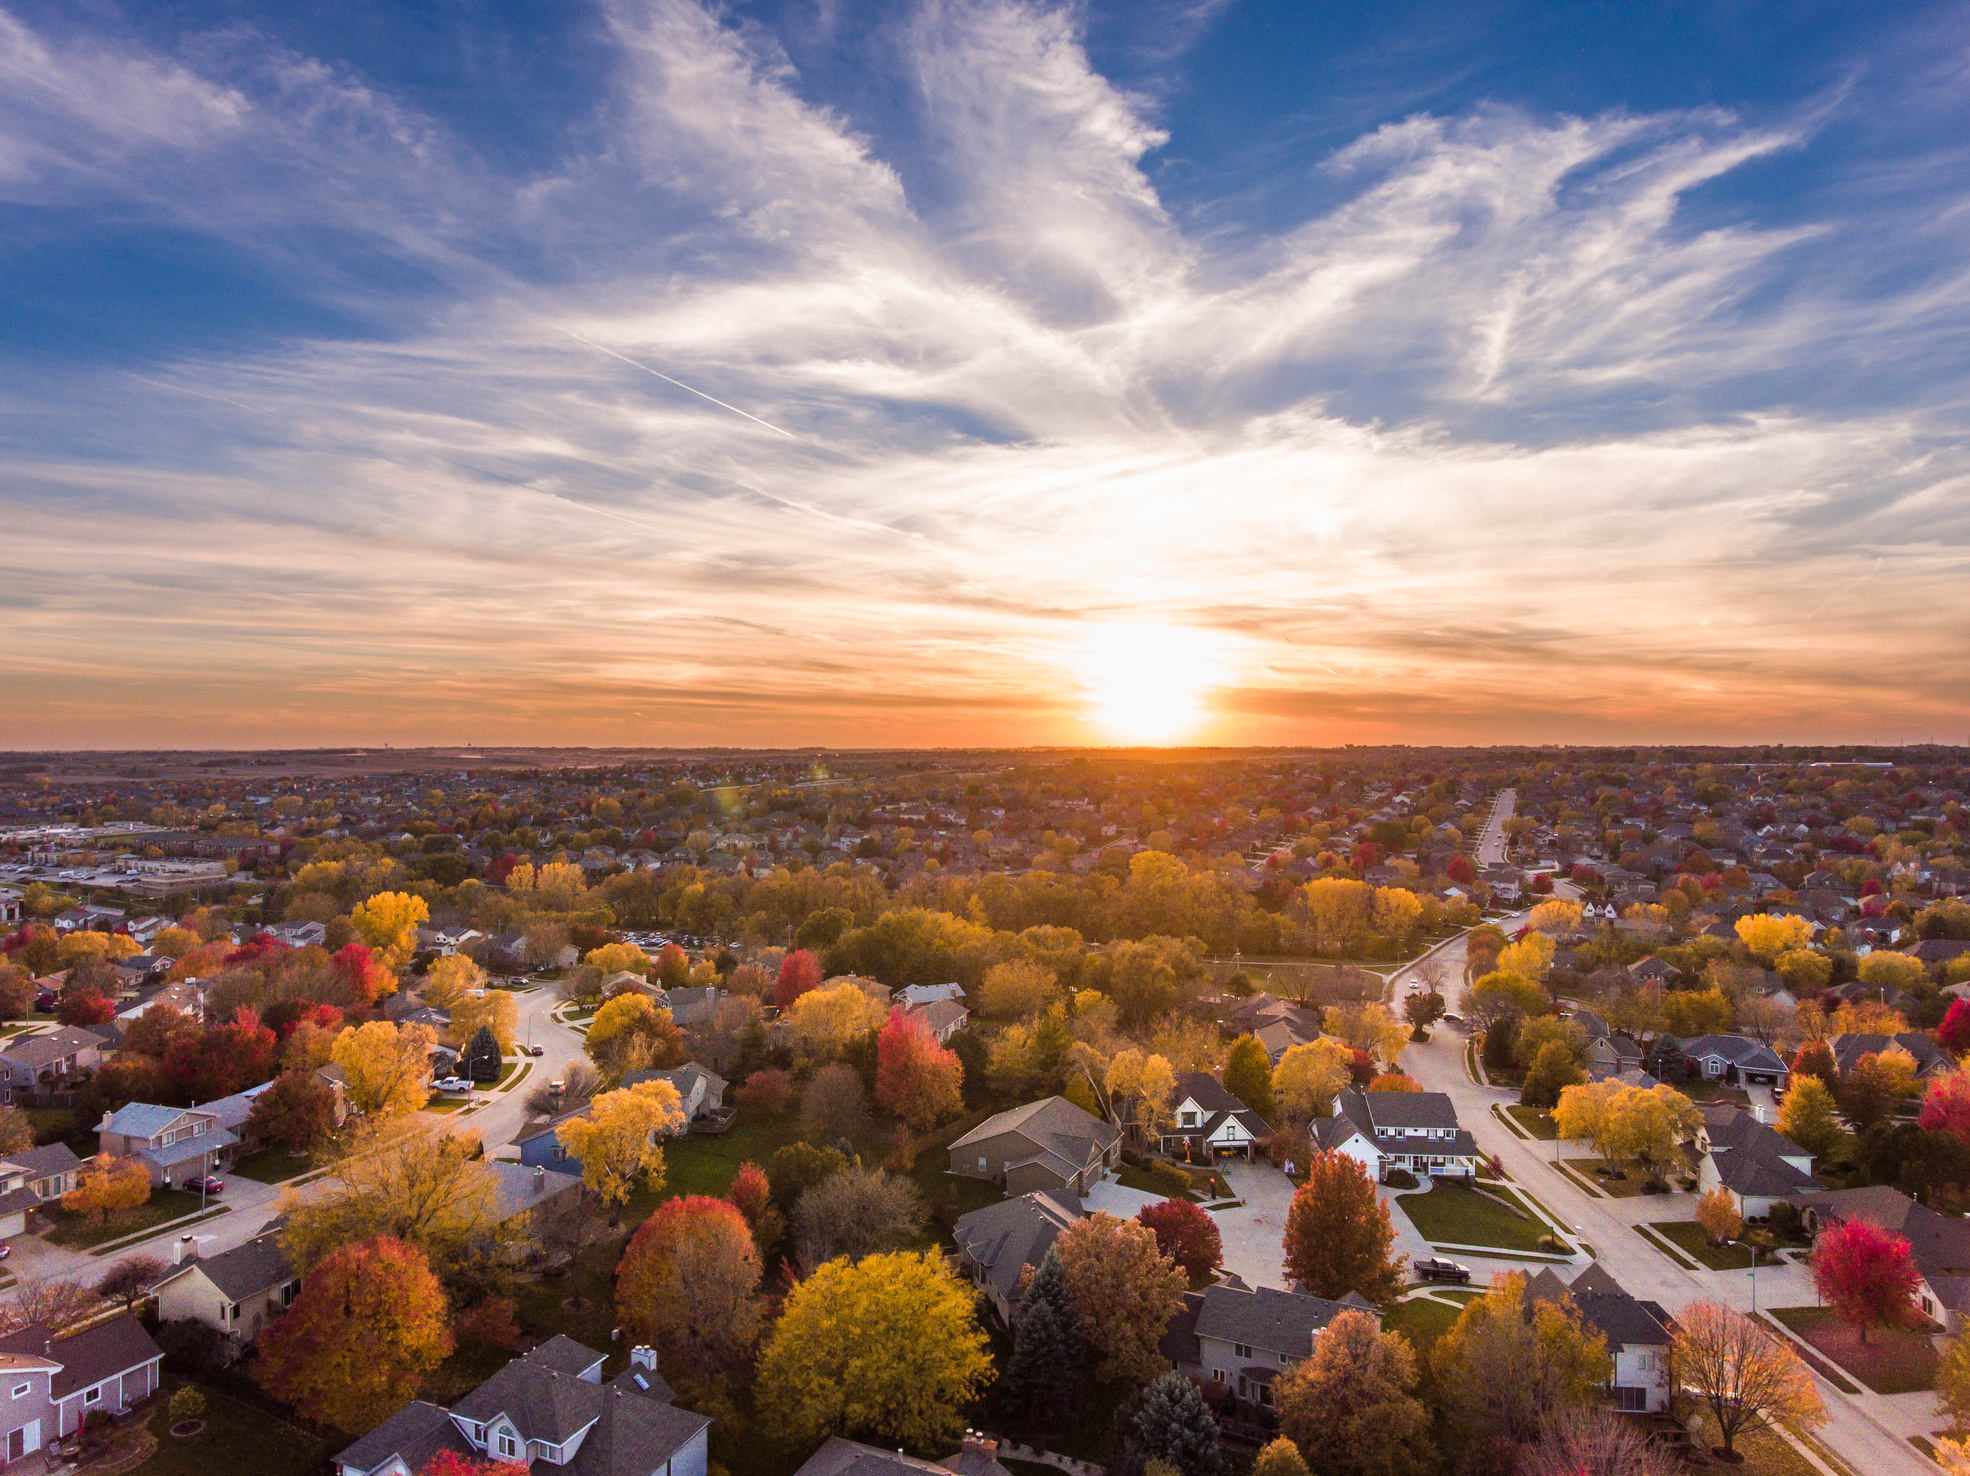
[3,0,1969,751]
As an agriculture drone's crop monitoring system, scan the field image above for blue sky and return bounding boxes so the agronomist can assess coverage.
[2,0,1967,747]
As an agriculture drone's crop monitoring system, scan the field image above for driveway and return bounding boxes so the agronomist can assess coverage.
[1082,1175,1162,1220]
[1214,1161,1297,1290]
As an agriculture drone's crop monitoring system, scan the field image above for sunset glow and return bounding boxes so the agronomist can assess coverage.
[1074,625,1227,744]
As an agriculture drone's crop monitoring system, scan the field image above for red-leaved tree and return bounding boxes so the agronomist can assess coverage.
[330,943,394,1006]
[1811,1219,1922,1344]
[728,1161,771,1229]
[56,989,117,1027]
[1283,1150,1404,1302]
[1940,1000,1970,1058]
[1137,1197,1223,1284]
[162,1015,277,1103]
[1922,1070,1970,1150]
[736,1068,791,1113]
[1791,1040,1839,1089]
[873,1009,963,1131]
[774,950,823,1011]
[420,1453,530,1476]
[615,1195,764,1382]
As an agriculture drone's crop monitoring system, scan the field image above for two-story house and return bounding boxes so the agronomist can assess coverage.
[952,1191,1082,1324]
[0,1314,164,1463]
[1696,1104,1821,1218]
[1790,1184,1970,1332]
[332,1338,708,1476]
[1158,1073,1267,1161]
[1524,1264,1675,1412]
[152,1229,301,1356]
[0,1145,83,1239]
[948,1097,1121,1199]
[1311,1089,1479,1182]
[0,1028,106,1106]
[96,1102,238,1189]
[1160,1281,1376,1408]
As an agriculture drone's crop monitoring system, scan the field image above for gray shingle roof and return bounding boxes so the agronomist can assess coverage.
[0,1315,162,1400]
[4,1142,80,1182]
[154,1229,291,1302]
[1,1027,105,1071]
[1193,1283,1362,1357]
[953,1191,1081,1304]
[333,1401,468,1476]
[1357,1090,1461,1131]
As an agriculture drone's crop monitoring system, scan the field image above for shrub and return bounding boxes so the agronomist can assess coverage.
[155,1318,227,1377]
[454,1297,520,1353]
[1148,1162,1195,1197]
[1382,1167,1419,1190]
[168,1387,206,1426]
[737,1068,792,1114]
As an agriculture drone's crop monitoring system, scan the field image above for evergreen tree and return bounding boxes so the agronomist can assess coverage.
[463,1025,502,1082]
[1006,1248,1082,1426]
[1130,1371,1221,1476]
[1223,1035,1277,1119]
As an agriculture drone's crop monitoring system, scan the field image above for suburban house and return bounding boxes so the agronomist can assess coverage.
[1161,1281,1376,1408]
[1790,1185,1970,1330]
[792,1433,1014,1476]
[0,1028,107,1105]
[1656,1034,1789,1087]
[0,1145,83,1238]
[487,1161,584,1229]
[1829,1031,1951,1080]
[952,1190,1082,1324]
[1253,1016,1323,1066]
[0,1314,164,1463]
[898,983,965,1008]
[332,1339,709,1476]
[1228,995,1325,1065]
[1310,1089,1479,1183]
[1696,1104,1821,1217]
[905,997,970,1044]
[1568,1011,1644,1077]
[948,1097,1121,1198]
[620,1063,729,1128]
[1158,1073,1267,1161]
[95,1102,238,1189]
[1524,1264,1675,1413]
[153,1228,300,1355]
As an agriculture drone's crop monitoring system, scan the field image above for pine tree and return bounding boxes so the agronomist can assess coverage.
[1006,1248,1082,1426]
[463,1025,502,1082]
[1130,1371,1221,1476]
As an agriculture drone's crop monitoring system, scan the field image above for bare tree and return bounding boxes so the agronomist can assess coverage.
[792,1166,925,1270]
[94,1256,168,1313]
[1673,1301,1825,1459]
[4,1277,101,1335]
[799,1064,869,1147]
[526,1060,600,1118]
[1518,1406,1679,1476]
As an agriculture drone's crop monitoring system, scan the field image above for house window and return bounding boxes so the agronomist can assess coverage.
[1234,1343,1252,1358]
[1181,1111,1198,1127]
[1635,1352,1657,1370]
[1211,1368,1226,1384]
[83,1387,101,1405]
[9,1383,28,1398]
[1613,1386,1648,1412]
[496,1432,519,1458]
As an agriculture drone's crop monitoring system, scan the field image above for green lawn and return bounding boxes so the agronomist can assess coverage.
[1768,1306,1938,1394]
[131,1380,326,1476]
[1383,1296,1462,1359]
[27,1105,87,1148]
[1507,1104,1559,1140]
[1563,1158,1667,1198]
[229,1148,316,1184]
[1397,1182,1571,1254]
[47,1188,208,1249]
[511,1238,625,1364]
[1648,1220,1766,1271]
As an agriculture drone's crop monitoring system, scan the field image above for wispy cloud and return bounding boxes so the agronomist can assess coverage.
[1,0,1967,748]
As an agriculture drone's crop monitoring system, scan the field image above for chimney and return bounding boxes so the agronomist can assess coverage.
[533,1166,545,1195]
[962,1432,999,1459]
[174,1233,197,1265]
[630,1346,657,1371]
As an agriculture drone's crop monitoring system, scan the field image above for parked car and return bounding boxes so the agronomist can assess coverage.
[0,1242,13,1260]
[528,1044,544,1057]
[436,1076,473,1093]
[1414,1257,1471,1284]
[186,1176,225,1196]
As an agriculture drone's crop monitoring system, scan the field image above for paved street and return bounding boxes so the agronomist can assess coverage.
[1390,917,1933,1476]
[1476,788,1515,866]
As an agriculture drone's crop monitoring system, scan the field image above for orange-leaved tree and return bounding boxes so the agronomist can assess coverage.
[873,1009,963,1131]
[1054,1211,1186,1382]
[615,1194,764,1384]
[1283,1150,1404,1301]
[63,1154,150,1225]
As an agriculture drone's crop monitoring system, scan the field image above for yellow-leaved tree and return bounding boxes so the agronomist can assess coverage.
[449,990,518,1055]
[349,891,428,968]
[555,1080,686,1224]
[1735,913,1813,963]
[1323,1001,1409,1065]
[1104,1049,1177,1131]
[331,1020,434,1116]
[1495,932,1555,982]
[422,953,486,1010]
[1274,1040,1355,1120]
[583,941,650,977]
[785,980,888,1058]
[63,1154,150,1224]
[1527,899,1584,935]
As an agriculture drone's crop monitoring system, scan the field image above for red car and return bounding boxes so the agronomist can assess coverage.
[186,1176,225,1196]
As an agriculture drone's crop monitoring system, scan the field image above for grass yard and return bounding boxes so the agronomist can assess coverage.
[1647,1220,1799,1272]
[27,1105,87,1148]
[1383,1296,1462,1359]
[130,1380,326,1476]
[47,1188,207,1249]
[1507,1104,1558,1140]
[1562,1158,1669,1198]
[1768,1306,1938,1395]
[1398,1181,1570,1255]
[511,1238,625,1364]
[229,1148,315,1184]
[1684,1407,1820,1476]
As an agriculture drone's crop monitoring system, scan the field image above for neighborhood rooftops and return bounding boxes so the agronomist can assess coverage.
[952,1190,1081,1312]
[154,1228,291,1303]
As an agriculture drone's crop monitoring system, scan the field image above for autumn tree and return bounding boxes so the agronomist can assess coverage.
[1735,913,1813,963]
[1812,1218,1922,1343]
[1273,1040,1353,1121]
[1792,1039,1839,1089]
[246,1072,338,1154]
[349,891,429,969]
[873,1009,963,1130]
[1432,1274,1612,1443]
[786,981,888,1059]
[1777,1075,1842,1159]
[774,949,823,1011]
[556,1079,687,1223]
[1251,1440,1310,1476]
[256,1235,453,1432]
[1694,1186,1742,1246]
[1138,1198,1223,1284]
[1275,1308,1431,1476]
[1323,1002,1409,1065]
[1105,1048,1178,1131]
[94,1255,167,1312]
[1519,1405,1679,1476]
[1282,1151,1403,1302]
[791,1165,925,1269]
[1841,1053,1897,1131]
[0,1107,33,1155]
[1055,1211,1188,1381]
[583,994,684,1082]
[423,954,487,1010]
[1223,1035,1276,1119]
[1521,1040,1586,1109]
[450,992,518,1057]
[754,1250,991,1449]
[1672,1301,1824,1459]
[615,1195,764,1386]
[63,1154,150,1224]
[331,1020,434,1116]
[1367,1072,1420,1093]
[1923,1070,1970,1151]
[977,959,1061,1020]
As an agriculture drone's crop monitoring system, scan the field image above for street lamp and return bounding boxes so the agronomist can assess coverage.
[1732,1237,1762,1314]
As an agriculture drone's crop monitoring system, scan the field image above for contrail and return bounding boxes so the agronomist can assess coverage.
[556,327,798,439]
[1802,556,1882,620]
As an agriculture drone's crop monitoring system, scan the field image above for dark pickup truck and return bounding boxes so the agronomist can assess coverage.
[1413,1257,1472,1284]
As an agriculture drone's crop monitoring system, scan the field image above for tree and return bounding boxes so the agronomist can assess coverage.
[754,1249,991,1449]
[3,1277,100,1336]
[1283,1151,1403,1301]
[1367,1072,1420,1092]
[1553,1079,1625,1161]
[1401,991,1445,1038]
[461,1025,502,1083]
[1105,1049,1178,1130]
[775,949,823,1011]
[1432,1274,1612,1443]
[1463,971,1547,1031]
[874,1009,963,1130]
[246,1072,338,1154]
[56,989,116,1027]
[1938,1327,1970,1433]
[1275,1308,1430,1476]
[1842,1053,1897,1131]
[768,1141,849,1214]
[423,954,487,1010]
[583,941,649,978]
[1672,1301,1824,1458]
[63,1154,150,1224]
[615,1194,763,1384]
[1495,932,1556,983]
[1792,1039,1839,1088]
[583,994,684,1081]
[556,1080,688,1224]
[1777,1075,1842,1159]
[1521,1040,1586,1109]
[256,1235,454,1433]
[1223,1035,1276,1119]
[1736,914,1813,963]
[1924,1070,1970,1150]
[1323,1002,1408,1065]
[419,1455,529,1476]
[1518,1405,1679,1476]
[1251,1439,1310,1476]
[792,1165,926,1269]
[349,891,429,968]
[1005,1248,1083,1427]
[167,1386,206,1430]
[94,1255,167,1312]
[1273,1040,1353,1120]
[1812,1218,1922,1343]
[737,1067,793,1114]
[1054,1211,1188,1381]
[450,992,518,1058]
[1941,1001,1970,1057]
[800,1062,870,1145]
[1695,1186,1743,1246]
[1130,1371,1221,1476]
[1138,1198,1223,1284]
[786,981,888,1058]
[977,959,1061,1020]
[331,1020,433,1116]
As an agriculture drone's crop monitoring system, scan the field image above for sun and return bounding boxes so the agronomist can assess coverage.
[1072,624,1224,744]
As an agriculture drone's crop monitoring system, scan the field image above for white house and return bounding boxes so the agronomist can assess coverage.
[1158,1073,1267,1161]
[1525,1264,1675,1413]
[1696,1104,1820,1218]
[1311,1089,1479,1182]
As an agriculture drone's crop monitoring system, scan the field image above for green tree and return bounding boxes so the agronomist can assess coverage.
[1223,1035,1277,1120]
[1005,1249,1083,1428]
[1520,1040,1585,1109]
[1130,1371,1221,1476]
